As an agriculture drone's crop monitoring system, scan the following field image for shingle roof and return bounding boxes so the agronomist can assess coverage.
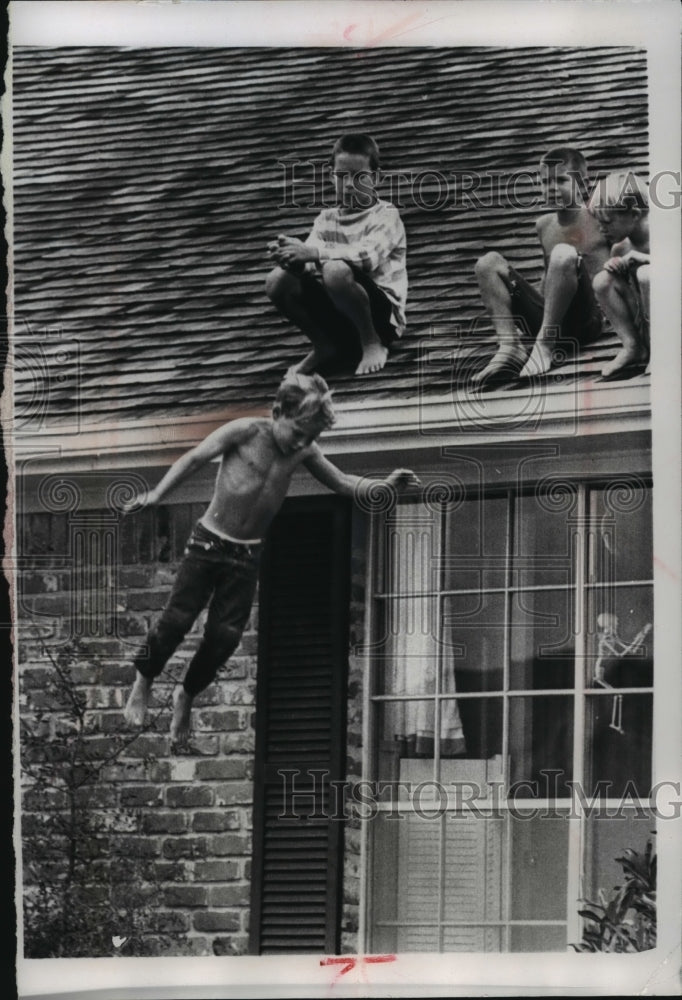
[13,44,649,425]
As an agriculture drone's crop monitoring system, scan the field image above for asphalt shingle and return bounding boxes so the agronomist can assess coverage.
[13,45,649,425]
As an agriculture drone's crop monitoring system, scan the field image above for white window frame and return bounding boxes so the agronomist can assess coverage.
[360,473,655,953]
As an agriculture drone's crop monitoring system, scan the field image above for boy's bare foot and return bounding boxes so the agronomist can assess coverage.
[355,343,388,375]
[170,686,193,747]
[601,343,649,379]
[471,343,528,386]
[124,673,153,727]
[288,346,337,377]
[519,339,554,378]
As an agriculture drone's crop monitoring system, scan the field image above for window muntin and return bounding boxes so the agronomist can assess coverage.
[367,478,654,953]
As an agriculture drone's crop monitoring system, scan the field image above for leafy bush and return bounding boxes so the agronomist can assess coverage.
[20,640,177,957]
[573,838,656,952]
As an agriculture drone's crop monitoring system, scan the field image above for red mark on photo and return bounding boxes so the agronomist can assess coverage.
[320,954,397,984]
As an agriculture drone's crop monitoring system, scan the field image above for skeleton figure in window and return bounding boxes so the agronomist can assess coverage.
[593,613,652,734]
[594,613,652,683]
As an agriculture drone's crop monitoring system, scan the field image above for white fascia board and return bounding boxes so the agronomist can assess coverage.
[12,378,651,474]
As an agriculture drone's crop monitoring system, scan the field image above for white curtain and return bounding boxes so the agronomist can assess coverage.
[383,505,466,756]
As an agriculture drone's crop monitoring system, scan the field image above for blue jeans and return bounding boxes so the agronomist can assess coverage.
[134,521,261,697]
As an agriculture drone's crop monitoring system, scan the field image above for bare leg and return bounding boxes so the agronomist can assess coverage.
[170,686,193,746]
[320,260,388,375]
[593,268,649,378]
[265,266,338,374]
[636,264,651,366]
[472,252,529,383]
[124,672,153,727]
[520,244,579,378]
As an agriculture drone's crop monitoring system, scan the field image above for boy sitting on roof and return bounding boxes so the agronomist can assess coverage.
[265,133,407,377]
[473,146,610,385]
[123,372,418,747]
[587,171,650,379]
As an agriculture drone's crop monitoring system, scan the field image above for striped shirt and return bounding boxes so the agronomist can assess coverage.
[305,199,407,334]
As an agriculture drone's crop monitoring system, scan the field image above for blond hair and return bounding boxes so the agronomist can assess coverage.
[273,372,336,431]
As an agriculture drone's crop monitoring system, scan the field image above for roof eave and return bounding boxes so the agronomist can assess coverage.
[13,377,651,474]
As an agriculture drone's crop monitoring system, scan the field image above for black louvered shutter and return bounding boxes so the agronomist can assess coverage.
[249,496,351,954]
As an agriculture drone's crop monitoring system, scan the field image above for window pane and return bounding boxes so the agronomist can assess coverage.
[583,811,656,909]
[370,812,440,953]
[443,496,508,593]
[448,496,508,557]
[589,484,653,583]
[586,693,652,798]
[376,700,436,781]
[586,586,653,689]
[376,649,438,698]
[375,594,441,696]
[510,814,568,921]
[456,696,503,762]
[375,507,440,595]
[444,816,505,951]
[443,925,503,951]
[443,593,505,692]
[510,590,575,690]
[511,925,567,952]
[516,488,576,587]
[375,699,498,782]
[509,696,574,796]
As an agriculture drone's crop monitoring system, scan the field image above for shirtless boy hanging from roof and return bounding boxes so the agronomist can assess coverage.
[123,372,418,747]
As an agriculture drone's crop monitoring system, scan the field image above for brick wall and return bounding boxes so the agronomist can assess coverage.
[18,500,258,957]
[18,493,368,957]
[341,513,368,954]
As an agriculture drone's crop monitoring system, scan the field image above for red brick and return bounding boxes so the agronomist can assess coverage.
[84,687,121,710]
[116,836,160,858]
[192,810,241,833]
[100,761,149,782]
[142,811,188,835]
[166,785,214,809]
[150,911,190,934]
[194,860,239,882]
[18,667,53,689]
[195,709,243,731]
[162,836,209,860]
[149,761,173,782]
[163,885,208,908]
[24,593,73,616]
[214,782,254,807]
[184,735,220,756]
[99,663,138,685]
[195,758,248,781]
[211,833,251,856]
[120,566,156,588]
[124,735,172,759]
[208,884,250,907]
[193,909,240,933]
[221,730,255,754]
[236,633,258,655]
[212,935,249,956]
[116,614,148,638]
[74,785,118,809]
[222,659,248,681]
[155,861,190,882]
[127,589,171,612]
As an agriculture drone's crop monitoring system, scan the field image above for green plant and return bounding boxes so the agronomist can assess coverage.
[572,837,656,952]
[20,639,177,958]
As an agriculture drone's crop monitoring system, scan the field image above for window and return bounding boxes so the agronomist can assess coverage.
[367,476,654,952]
